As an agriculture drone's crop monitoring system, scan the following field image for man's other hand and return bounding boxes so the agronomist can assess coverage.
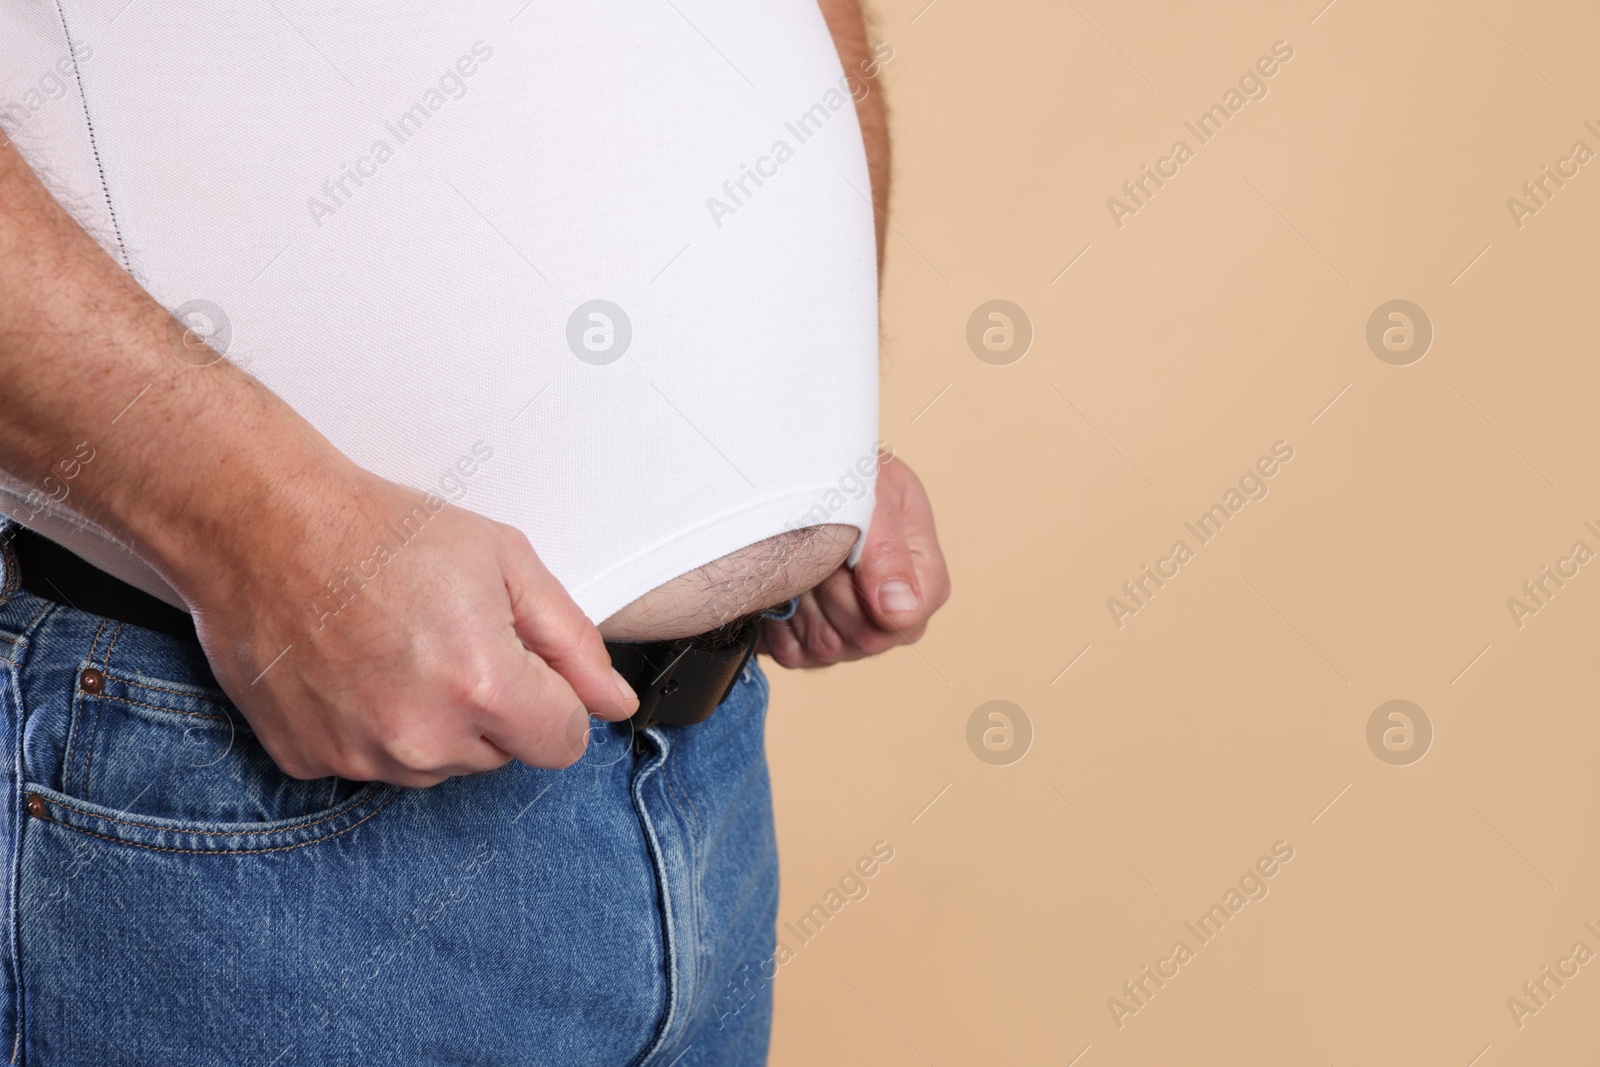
[758,456,950,668]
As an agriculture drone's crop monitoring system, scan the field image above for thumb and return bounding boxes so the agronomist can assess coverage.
[502,542,638,721]
[854,503,923,630]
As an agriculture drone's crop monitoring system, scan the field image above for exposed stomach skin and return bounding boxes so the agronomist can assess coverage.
[596,524,858,641]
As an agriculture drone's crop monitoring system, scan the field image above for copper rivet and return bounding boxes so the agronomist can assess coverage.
[24,794,46,819]
[79,668,104,694]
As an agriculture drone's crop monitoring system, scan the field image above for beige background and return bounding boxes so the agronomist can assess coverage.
[765,1,1600,1063]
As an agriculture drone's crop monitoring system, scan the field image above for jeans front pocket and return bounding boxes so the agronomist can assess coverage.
[20,628,400,855]
[60,665,366,826]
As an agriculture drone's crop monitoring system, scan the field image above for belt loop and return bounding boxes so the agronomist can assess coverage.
[758,596,799,622]
[0,520,20,608]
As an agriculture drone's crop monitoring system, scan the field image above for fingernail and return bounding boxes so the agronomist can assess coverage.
[878,580,920,614]
[612,667,639,709]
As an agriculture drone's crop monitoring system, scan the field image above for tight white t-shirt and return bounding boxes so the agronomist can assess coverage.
[0,0,879,625]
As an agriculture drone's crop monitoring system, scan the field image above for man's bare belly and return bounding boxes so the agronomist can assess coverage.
[597,524,857,641]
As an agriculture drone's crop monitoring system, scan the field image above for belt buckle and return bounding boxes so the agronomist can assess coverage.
[622,619,761,732]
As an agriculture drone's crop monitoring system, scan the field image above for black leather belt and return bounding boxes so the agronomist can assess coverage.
[5,526,758,731]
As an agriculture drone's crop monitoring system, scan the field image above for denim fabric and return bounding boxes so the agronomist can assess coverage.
[757,598,800,623]
[0,529,779,1065]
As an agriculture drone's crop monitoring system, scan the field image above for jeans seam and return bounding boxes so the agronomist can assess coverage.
[97,678,229,705]
[26,788,401,856]
[3,599,56,1067]
[627,749,682,1067]
[82,693,230,724]
[78,623,125,803]
[60,617,109,796]
[33,787,393,838]
[86,694,228,726]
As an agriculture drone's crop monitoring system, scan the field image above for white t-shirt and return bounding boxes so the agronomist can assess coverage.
[0,0,879,625]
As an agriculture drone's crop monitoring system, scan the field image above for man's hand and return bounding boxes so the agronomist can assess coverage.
[758,456,949,668]
[187,468,639,788]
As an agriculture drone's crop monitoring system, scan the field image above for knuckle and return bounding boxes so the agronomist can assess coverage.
[331,755,382,784]
[497,521,535,554]
[385,730,445,773]
[859,540,909,574]
[546,612,599,659]
[274,756,318,781]
[805,627,842,660]
[451,662,507,713]
[846,630,892,657]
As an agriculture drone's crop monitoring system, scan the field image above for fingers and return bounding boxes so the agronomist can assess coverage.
[500,530,638,722]
[854,461,948,632]
[758,611,806,668]
[372,735,512,789]
[817,565,920,654]
[761,587,869,669]
[471,634,598,770]
[760,459,950,671]
[419,558,602,771]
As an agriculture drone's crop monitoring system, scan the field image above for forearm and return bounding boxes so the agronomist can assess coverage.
[0,134,351,596]
[818,0,890,266]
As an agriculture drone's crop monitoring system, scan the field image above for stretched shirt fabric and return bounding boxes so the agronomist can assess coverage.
[0,0,880,625]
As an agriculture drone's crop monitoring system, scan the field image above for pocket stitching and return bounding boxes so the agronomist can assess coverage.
[35,782,394,837]
[92,692,231,723]
[117,676,230,705]
[31,787,402,855]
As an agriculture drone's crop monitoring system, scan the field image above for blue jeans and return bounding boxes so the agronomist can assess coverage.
[0,532,784,1065]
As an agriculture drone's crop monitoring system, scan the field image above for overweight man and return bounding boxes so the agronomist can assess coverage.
[0,1,948,1063]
